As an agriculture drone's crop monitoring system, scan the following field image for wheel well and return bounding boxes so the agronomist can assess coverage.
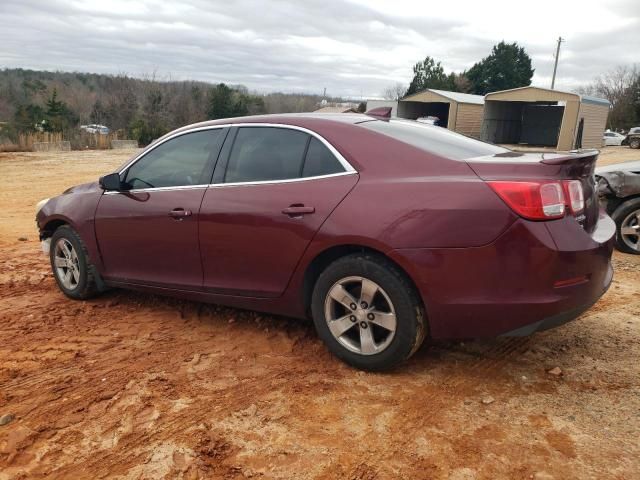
[302,244,422,317]
[40,219,68,239]
[610,194,640,215]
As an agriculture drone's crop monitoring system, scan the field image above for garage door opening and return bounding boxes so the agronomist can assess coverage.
[482,101,565,147]
[398,101,450,128]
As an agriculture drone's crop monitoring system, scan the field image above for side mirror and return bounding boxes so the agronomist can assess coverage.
[99,172,124,191]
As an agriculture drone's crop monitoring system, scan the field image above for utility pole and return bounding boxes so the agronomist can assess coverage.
[551,37,564,89]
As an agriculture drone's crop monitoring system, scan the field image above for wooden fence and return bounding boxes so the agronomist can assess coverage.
[0,131,138,152]
[17,132,64,151]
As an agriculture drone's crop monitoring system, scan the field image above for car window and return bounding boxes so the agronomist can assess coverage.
[359,119,509,160]
[125,129,224,189]
[225,127,309,183]
[604,133,613,137]
[302,137,345,177]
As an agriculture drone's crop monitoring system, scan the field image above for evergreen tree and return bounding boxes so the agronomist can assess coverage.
[406,57,456,95]
[207,83,234,119]
[44,88,78,132]
[466,42,534,95]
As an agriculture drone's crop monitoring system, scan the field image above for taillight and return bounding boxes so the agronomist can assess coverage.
[563,180,584,214]
[488,181,566,220]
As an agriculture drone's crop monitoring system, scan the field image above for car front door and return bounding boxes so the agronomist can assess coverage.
[95,127,227,289]
[199,125,358,297]
[604,133,614,146]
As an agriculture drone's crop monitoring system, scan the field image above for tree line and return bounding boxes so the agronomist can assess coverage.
[0,69,343,145]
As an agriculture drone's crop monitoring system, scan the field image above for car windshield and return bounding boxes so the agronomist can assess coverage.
[359,119,510,160]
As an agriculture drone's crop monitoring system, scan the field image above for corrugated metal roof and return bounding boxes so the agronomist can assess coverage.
[581,95,610,106]
[427,89,485,105]
[402,88,484,105]
[485,86,609,106]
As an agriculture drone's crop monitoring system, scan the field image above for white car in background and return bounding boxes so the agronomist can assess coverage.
[603,131,626,146]
[80,124,110,135]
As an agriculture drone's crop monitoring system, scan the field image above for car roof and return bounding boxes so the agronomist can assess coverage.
[167,113,375,136]
[148,113,384,152]
[190,112,370,127]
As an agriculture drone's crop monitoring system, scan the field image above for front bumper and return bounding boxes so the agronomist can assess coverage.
[391,212,615,339]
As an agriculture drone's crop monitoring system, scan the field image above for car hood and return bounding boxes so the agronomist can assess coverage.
[63,181,101,194]
[595,160,640,174]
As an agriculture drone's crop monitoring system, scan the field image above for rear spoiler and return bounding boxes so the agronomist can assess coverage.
[364,107,392,119]
[539,149,599,165]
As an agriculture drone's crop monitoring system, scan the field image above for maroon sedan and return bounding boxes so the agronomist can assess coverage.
[36,114,614,370]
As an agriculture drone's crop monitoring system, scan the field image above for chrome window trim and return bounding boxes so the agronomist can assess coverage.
[209,170,357,188]
[103,184,209,195]
[226,123,356,174]
[117,125,229,175]
[113,122,357,194]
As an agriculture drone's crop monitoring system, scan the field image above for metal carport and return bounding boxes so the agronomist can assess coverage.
[398,89,485,138]
[481,86,610,150]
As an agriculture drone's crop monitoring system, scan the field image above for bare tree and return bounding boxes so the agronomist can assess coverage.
[452,73,472,93]
[381,83,407,101]
[578,65,639,130]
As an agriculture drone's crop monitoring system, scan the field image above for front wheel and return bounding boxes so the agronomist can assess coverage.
[50,225,100,299]
[630,138,640,149]
[311,253,426,371]
[612,198,640,254]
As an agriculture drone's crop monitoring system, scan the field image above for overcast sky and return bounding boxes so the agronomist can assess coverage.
[1,0,638,98]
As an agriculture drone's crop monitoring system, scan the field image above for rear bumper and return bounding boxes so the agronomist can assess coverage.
[390,212,615,339]
[500,261,612,336]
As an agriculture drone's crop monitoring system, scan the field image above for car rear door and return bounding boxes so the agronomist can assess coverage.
[199,125,358,297]
[94,127,227,289]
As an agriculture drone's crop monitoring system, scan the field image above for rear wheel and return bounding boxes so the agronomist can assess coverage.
[612,198,640,254]
[630,138,640,149]
[311,253,426,371]
[50,226,100,299]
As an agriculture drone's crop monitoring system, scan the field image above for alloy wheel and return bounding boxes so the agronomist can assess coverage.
[53,238,81,290]
[323,276,397,355]
[620,209,640,252]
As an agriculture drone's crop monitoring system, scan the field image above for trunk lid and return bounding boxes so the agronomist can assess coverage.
[466,150,600,233]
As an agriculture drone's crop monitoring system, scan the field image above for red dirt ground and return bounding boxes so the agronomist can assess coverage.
[0,148,638,479]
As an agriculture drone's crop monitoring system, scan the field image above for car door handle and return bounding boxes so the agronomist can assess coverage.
[168,208,192,219]
[282,205,315,217]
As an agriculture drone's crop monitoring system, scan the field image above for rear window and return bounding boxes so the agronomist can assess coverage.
[359,119,509,160]
[302,137,345,177]
[224,127,308,183]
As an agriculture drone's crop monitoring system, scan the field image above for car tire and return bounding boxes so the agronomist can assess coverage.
[311,253,426,371]
[611,198,640,255]
[629,138,640,149]
[50,225,100,299]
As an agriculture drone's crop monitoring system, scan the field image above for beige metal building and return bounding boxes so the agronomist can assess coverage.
[481,86,610,150]
[399,89,485,137]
